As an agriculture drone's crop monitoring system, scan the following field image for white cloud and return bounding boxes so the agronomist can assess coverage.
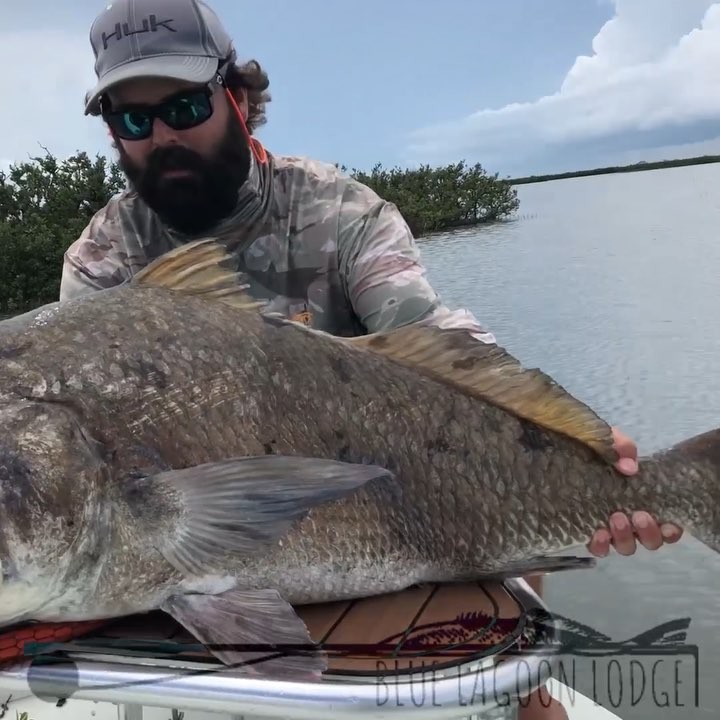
[614,135,720,165]
[405,0,720,175]
[0,28,112,172]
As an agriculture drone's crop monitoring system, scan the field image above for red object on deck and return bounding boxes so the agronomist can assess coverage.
[0,620,111,663]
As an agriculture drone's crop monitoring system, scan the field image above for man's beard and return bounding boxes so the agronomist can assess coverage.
[117,116,252,236]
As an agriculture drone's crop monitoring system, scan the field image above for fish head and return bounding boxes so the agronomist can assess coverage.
[0,398,109,624]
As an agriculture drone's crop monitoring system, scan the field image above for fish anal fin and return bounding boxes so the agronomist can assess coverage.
[475,555,597,581]
[131,239,265,311]
[346,326,617,464]
[161,588,326,678]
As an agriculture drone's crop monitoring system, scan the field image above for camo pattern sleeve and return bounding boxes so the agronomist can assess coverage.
[59,194,149,302]
[337,178,496,343]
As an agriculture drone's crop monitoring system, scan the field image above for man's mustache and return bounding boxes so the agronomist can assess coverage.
[146,147,206,175]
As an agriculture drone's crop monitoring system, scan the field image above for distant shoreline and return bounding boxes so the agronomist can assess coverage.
[507,154,720,185]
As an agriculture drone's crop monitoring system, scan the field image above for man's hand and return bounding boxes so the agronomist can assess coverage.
[587,427,683,557]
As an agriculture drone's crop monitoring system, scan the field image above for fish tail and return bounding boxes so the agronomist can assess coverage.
[646,426,720,553]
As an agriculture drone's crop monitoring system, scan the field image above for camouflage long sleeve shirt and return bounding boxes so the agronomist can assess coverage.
[60,150,496,343]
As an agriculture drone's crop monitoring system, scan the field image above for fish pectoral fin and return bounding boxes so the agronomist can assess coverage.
[131,238,266,311]
[343,325,618,464]
[128,454,393,576]
[476,555,596,580]
[160,587,326,678]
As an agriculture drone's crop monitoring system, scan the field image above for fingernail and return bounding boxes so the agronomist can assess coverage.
[618,458,638,474]
[612,515,628,531]
[661,525,676,540]
[634,513,648,529]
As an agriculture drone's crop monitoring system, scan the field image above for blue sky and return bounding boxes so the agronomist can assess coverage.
[3,0,720,177]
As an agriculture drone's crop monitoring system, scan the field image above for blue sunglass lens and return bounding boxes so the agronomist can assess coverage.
[108,92,213,139]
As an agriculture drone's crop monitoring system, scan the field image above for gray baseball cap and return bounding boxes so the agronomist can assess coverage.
[84,0,235,116]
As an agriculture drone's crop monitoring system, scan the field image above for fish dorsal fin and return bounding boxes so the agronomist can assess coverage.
[131,239,265,311]
[346,325,617,463]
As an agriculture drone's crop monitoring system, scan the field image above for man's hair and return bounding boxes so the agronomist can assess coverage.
[224,59,271,133]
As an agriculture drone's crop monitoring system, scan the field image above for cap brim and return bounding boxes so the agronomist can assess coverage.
[84,55,219,116]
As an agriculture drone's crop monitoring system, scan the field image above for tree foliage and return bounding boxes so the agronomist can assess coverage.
[0,150,125,313]
[342,161,519,237]
[0,150,518,314]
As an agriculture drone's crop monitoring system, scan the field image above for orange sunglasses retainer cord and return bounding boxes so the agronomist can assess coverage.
[225,88,268,166]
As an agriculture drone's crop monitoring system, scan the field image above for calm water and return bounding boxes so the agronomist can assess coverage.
[419,163,720,719]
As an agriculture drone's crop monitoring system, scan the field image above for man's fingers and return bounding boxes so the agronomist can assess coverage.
[661,523,683,543]
[610,512,636,555]
[615,456,639,475]
[587,528,611,557]
[590,428,682,558]
[632,511,663,551]
[589,516,683,558]
[612,426,638,460]
[611,427,639,475]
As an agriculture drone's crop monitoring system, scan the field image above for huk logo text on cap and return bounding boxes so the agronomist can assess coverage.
[101,15,176,50]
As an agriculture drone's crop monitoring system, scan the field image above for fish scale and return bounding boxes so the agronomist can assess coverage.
[0,238,718,679]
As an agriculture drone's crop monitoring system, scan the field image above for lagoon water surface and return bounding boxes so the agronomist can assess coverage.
[419,162,720,719]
